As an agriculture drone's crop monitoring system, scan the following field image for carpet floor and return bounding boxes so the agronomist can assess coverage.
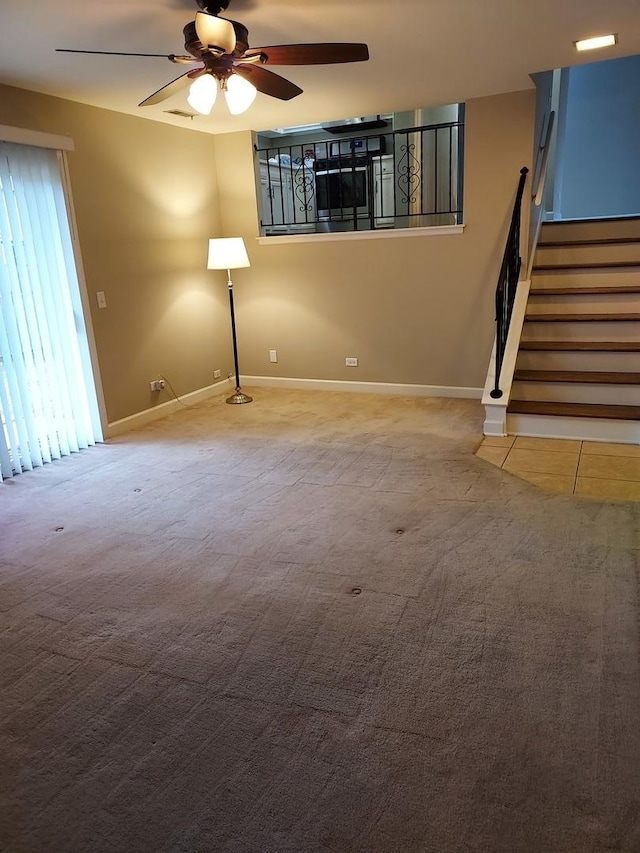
[1,388,640,852]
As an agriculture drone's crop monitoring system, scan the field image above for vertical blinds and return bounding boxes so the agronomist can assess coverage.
[0,141,102,479]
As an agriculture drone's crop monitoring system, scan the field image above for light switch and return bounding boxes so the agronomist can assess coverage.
[96,291,107,309]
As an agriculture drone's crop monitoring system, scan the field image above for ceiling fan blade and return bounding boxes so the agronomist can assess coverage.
[138,70,203,107]
[194,11,236,54]
[233,65,302,100]
[56,49,196,64]
[245,43,369,66]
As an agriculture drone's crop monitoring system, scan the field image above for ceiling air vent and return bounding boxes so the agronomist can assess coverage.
[164,109,197,119]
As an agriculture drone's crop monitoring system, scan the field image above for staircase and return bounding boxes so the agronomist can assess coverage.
[507,216,640,443]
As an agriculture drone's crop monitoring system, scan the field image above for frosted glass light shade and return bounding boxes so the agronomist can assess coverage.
[207,237,250,270]
[224,74,257,115]
[187,74,217,115]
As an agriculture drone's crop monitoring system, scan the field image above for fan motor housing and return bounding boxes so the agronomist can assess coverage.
[196,1,230,13]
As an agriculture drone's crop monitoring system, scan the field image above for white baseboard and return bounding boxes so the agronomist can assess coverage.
[105,375,483,438]
[105,379,229,437]
[243,375,483,399]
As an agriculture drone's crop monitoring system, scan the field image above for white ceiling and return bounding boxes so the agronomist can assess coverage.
[1,0,639,135]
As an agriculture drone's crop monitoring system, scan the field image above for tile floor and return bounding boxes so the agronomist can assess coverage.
[476,435,640,500]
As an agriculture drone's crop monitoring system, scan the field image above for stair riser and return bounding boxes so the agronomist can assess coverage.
[531,270,640,290]
[516,351,640,371]
[535,244,640,266]
[540,218,640,243]
[512,382,640,406]
[528,296,640,313]
[506,412,640,443]
[522,320,640,340]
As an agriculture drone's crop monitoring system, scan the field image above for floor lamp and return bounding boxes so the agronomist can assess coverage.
[207,237,253,405]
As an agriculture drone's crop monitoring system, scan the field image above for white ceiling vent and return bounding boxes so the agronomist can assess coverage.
[164,109,197,119]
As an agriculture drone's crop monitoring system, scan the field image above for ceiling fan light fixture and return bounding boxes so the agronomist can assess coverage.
[59,0,370,114]
[224,73,257,115]
[187,73,218,114]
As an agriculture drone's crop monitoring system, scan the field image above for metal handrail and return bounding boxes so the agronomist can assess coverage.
[490,166,529,399]
[526,110,556,278]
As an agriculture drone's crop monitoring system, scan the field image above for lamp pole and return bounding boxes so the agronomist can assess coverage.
[226,268,252,405]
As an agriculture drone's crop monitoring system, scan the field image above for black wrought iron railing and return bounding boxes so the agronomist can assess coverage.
[255,120,464,234]
[490,166,529,399]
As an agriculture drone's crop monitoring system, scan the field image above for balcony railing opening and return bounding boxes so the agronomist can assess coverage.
[255,117,465,236]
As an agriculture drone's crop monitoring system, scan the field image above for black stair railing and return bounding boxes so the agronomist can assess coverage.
[255,120,464,234]
[490,166,529,399]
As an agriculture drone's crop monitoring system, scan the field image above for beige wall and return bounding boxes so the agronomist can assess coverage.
[0,84,534,424]
[0,83,227,423]
[213,89,535,390]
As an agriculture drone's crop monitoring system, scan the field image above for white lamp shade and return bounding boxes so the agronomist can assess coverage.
[207,237,250,270]
[187,74,217,115]
[224,74,257,116]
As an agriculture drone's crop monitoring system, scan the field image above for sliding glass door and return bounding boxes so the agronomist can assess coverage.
[0,141,102,479]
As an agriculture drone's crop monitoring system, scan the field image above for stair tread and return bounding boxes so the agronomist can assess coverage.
[541,215,640,226]
[537,237,640,247]
[525,312,640,322]
[514,370,640,384]
[529,286,640,295]
[520,341,640,352]
[507,400,640,420]
[533,261,640,271]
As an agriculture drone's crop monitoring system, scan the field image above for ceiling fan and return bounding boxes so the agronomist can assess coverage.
[57,0,370,116]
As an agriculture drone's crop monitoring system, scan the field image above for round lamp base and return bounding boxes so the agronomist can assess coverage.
[226,391,253,405]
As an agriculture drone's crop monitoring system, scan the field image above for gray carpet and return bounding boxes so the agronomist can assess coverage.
[1,388,640,853]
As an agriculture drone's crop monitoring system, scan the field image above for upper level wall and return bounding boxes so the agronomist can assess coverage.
[555,55,640,219]
[213,89,535,392]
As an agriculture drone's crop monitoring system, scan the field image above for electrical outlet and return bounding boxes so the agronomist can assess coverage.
[213,369,221,379]
[150,379,165,392]
[269,350,278,363]
[345,357,358,367]
[96,291,107,309]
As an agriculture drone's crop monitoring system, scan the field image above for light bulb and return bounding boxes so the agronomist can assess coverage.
[187,74,217,115]
[224,74,257,115]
